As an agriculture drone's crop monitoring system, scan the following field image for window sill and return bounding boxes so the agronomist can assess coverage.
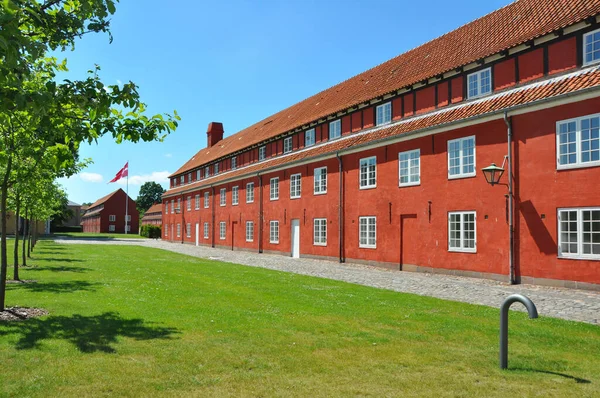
[399,182,420,188]
[290,196,301,200]
[448,248,477,253]
[359,245,377,249]
[467,91,492,100]
[270,241,279,244]
[448,173,476,180]
[359,185,377,190]
[314,243,327,247]
[558,254,600,261]
[314,191,327,196]
[583,58,600,67]
[557,161,600,171]
[246,201,254,204]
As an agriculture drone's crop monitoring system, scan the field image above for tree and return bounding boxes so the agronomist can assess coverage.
[136,182,165,214]
[0,1,181,311]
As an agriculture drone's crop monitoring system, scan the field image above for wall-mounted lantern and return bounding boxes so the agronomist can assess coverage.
[481,163,505,186]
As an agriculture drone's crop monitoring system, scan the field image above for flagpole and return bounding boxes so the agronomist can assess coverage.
[125,161,129,235]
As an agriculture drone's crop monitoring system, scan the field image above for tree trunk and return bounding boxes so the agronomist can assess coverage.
[13,197,20,281]
[22,208,27,267]
[0,156,13,311]
[27,217,32,258]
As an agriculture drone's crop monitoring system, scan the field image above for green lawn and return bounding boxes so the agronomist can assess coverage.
[52,232,145,239]
[0,241,599,397]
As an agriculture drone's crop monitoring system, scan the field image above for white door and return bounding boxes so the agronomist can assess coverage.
[291,219,300,258]
[195,223,199,246]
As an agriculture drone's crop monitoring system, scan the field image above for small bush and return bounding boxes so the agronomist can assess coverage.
[140,224,161,239]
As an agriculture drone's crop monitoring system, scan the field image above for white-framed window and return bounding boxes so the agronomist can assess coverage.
[180,175,185,185]
[165,224,168,237]
[284,137,293,154]
[399,149,420,187]
[246,221,254,242]
[359,216,376,248]
[177,198,181,211]
[187,196,191,211]
[329,119,341,140]
[584,28,600,66]
[204,192,209,208]
[220,221,226,240]
[259,146,266,161]
[220,188,226,206]
[270,220,279,244]
[231,156,237,170]
[270,177,279,200]
[205,166,210,178]
[186,223,191,238]
[314,218,327,246]
[177,223,181,238]
[558,208,600,259]
[448,136,476,178]
[314,167,327,194]
[376,102,392,126]
[467,67,492,99]
[246,182,255,203]
[109,224,115,232]
[125,225,131,232]
[290,173,301,199]
[109,215,116,222]
[214,163,219,174]
[359,156,377,189]
[232,186,239,205]
[125,215,131,222]
[203,222,209,239]
[556,114,600,169]
[195,194,200,210]
[188,173,192,183]
[305,128,315,147]
[196,170,201,180]
[448,211,476,253]
[171,200,175,214]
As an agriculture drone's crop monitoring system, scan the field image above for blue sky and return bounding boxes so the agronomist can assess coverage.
[57,0,509,205]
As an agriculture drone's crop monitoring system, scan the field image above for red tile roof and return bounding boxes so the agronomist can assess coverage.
[164,65,600,198]
[172,0,600,177]
[143,203,162,216]
[82,189,123,218]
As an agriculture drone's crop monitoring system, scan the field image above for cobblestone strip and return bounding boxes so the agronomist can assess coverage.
[55,238,600,325]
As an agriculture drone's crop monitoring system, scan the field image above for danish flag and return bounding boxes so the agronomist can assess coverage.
[109,162,129,183]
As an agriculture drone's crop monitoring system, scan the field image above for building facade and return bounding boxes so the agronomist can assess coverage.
[81,189,139,233]
[141,203,162,226]
[163,0,600,290]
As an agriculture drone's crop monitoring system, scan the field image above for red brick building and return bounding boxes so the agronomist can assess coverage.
[141,203,162,226]
[82,189,139,233]
[163,0,600,290]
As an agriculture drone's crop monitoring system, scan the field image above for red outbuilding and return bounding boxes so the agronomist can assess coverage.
[141,203,162,226]
[81,189,138,234]
[163,0,600,290]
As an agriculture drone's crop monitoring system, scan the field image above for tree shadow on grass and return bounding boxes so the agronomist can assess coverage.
[40,258,85,263]
[511,368,591,384]
[0,312,179,353]
[25,265,90,273]
[6,280,99,293]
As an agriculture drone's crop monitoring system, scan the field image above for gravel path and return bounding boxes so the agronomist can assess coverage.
[55,237,600,325]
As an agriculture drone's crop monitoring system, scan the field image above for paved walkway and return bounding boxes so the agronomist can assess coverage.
[55,237,600,325]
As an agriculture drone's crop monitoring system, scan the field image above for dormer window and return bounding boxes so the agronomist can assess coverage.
[196,170,200,180]
[205,166,210,178]
[305,128,315,147]
[214,163,219,174]
[376,102,391,126]
[329,119,341,140]
[231,156,237,169]
[188,173,191,183]
[467,67,492,99]
[284,137,293,154]
[259,146,266,161]
[584,28,600,66]
[180,175,184,185]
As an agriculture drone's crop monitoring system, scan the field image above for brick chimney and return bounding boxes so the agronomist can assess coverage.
[206,122,224,148]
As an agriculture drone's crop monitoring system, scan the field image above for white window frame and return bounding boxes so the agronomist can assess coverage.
[205,166,210,178]
[232,186,239,205]
[467,67,492,99]
[203,222,209,239]
[177,198,181,212]
[583,28,600,66]
[259,146,266,161]
[314,218,327,246]
[219,221,226,240]
[270,220,279,244]
[177,223,181,238]
[220,188,226,207]
[204,192,209,209]
[109,224,115,232]
[448,211,477,253]
[231,156,237,170]
[186,223,191,238]
[109,215,116,222]
[270,177,279,201]
[314,167,327,195]
[557,207,600,260]
[125,215,131,222]
[447,135,476,179]
[556,113,600,170]
[180,175,185,185]
[284,137,293,154]
[290,173,301,199]
[398,149,421,187]
[196,170,201,180]
[376,102,392,126]
[187,196,191,211]
[171,200,175,214]
[246,182,255,203]
[359,216,376,249]
[188,173,192,183]
[305,128,315,147]
[246,221,254,242]
[329,119,341,140]
[195,194,200,210]
[359,156,377,189]
[214,163,219,174]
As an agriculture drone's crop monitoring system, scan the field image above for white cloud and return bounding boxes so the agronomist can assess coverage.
[116,79,123,86]
[80,172,103,183]
[116,171,171,186]
[165,153,173,158]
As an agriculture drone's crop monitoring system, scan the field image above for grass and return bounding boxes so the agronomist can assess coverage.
[52,232,145,239]
[0,240,599,397]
